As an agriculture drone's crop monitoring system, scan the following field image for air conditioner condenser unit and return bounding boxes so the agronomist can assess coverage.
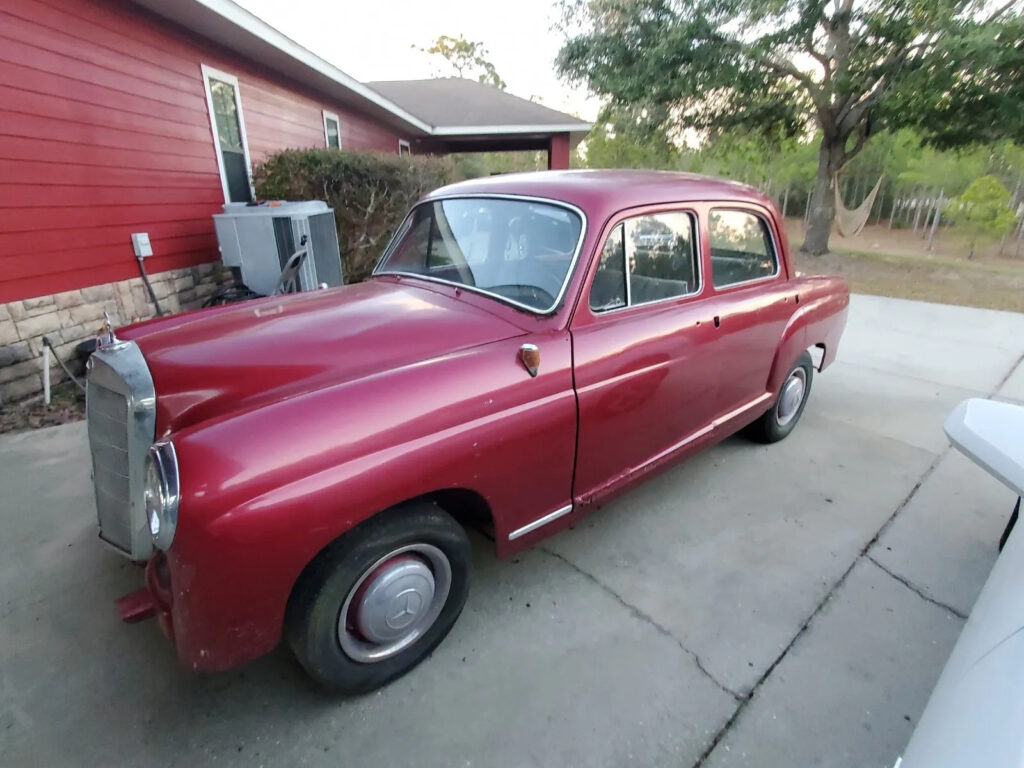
[213,201,343,296]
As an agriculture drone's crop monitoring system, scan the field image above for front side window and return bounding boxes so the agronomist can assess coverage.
[590,211,699,312]
[709,209,777,287]
[375,197,584,313]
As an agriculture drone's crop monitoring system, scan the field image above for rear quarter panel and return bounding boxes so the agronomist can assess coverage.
[766,275,850,392]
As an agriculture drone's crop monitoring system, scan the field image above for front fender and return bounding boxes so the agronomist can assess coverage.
[162,331,577,670]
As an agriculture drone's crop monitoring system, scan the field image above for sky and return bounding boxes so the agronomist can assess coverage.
[234,0,602,121]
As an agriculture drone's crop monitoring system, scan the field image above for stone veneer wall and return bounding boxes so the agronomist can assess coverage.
[0,262,233,403]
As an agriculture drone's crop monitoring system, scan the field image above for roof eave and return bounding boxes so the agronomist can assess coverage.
[130,0,594,144]
[130,0,432,134]
[431,124,593,137]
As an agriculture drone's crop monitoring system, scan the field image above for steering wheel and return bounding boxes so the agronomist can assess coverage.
[487,284,556,310]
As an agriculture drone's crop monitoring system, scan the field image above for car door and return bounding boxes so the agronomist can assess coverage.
[704,206,795,423]
[571,207,720,505]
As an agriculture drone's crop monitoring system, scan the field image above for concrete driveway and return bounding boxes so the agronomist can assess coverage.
[2,294,1022,768]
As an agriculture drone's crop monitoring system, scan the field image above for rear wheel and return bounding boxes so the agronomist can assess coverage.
[748,351,814,443]
[285,502,470,694]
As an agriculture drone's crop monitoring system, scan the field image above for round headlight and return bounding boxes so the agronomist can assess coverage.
[144,440,179,550]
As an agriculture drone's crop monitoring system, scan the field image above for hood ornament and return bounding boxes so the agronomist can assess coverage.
[95,310,125,351]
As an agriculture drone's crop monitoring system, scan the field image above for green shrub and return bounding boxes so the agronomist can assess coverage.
[949,175,1017,258]
[253,149,462,283]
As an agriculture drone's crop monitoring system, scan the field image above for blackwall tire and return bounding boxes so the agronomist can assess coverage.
[748,350,814,444]
[285,501,470,694]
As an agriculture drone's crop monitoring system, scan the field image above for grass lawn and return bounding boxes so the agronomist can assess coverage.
[785,219,1024,313]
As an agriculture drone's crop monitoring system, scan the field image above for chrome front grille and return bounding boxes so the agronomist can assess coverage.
[86,340,156,561]
[87,382,132,552]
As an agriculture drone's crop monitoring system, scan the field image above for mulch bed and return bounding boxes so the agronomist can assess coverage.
[0,382,85,435]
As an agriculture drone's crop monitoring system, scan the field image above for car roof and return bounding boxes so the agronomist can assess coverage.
[425,169,775,215]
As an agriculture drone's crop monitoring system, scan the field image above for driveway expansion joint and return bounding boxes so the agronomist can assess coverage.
[539,546,744,703]
[866,555,968,620]
[997,350,1024,390]
[688,446,950,768]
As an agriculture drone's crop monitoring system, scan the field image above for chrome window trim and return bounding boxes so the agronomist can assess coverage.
[372,193,589,316]
[590,209,704,316]
[623,223,632,307]
[708,207,781,291]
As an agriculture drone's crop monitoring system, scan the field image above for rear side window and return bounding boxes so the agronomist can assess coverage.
[709,210,777,288]
[589,211,699,312]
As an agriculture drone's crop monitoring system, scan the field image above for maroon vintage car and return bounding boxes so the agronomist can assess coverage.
[86,170,849,693]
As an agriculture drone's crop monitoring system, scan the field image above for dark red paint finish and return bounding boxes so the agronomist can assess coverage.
[119,171,849,671]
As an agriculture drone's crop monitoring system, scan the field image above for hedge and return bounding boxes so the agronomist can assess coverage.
[253,149,463,283]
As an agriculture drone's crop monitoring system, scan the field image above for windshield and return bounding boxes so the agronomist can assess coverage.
[374,197,584,313]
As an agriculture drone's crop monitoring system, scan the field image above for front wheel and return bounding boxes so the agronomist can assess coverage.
[748,350,814,443]
[285,502,471,694]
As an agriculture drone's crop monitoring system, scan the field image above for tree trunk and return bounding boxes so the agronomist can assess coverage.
[800,137,844,255]
[926,189,944,252]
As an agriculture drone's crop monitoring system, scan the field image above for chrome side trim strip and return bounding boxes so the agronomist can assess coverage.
[713,392,772,427]
[508,504,573,541]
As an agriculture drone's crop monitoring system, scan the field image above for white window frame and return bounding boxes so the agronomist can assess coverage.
[398,139,411,156]
[201,64,254,203]
[323,110,341,149]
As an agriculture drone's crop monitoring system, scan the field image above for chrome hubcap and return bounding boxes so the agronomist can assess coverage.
[338,543,451,663]
[776,368,807,426]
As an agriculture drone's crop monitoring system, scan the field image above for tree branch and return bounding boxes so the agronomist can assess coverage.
[747,47,825,106]
[837,74,887,134]
[841,122,870,166]
[805,28,832,86]
[986,0,1018,23]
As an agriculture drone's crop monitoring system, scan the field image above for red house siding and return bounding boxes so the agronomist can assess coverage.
[0,0,407,304]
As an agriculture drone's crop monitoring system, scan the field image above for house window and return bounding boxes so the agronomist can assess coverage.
[201,65,253,203]
[398,139,411,157]
[323,111,341,149]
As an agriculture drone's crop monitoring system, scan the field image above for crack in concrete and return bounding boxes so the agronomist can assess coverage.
[539,546,744,703]
[688,447,950,768]
[996,349,1024,392]
[866,555,967,619]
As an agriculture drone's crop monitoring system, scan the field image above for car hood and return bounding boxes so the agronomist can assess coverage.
[119,278,525,433]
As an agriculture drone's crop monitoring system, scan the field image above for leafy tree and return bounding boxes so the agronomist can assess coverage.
[418,34,506,90]
[556,0,1024,255]
[949,174,1017,258]
[584,106,677,168]
[898,144,990,196]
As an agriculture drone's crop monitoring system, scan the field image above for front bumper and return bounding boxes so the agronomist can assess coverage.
[116,554,174,635]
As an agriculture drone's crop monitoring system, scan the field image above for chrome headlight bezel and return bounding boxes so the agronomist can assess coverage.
[144,439,180,551]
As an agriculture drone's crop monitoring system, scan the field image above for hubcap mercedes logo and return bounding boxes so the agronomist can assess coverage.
[385,590,423,629]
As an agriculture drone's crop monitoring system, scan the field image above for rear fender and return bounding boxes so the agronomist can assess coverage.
[767,280,849,393]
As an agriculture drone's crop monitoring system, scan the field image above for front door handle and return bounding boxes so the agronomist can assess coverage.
[713,315,721,328]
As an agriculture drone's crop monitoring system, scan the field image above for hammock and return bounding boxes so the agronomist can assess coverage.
[834,175,883,237]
